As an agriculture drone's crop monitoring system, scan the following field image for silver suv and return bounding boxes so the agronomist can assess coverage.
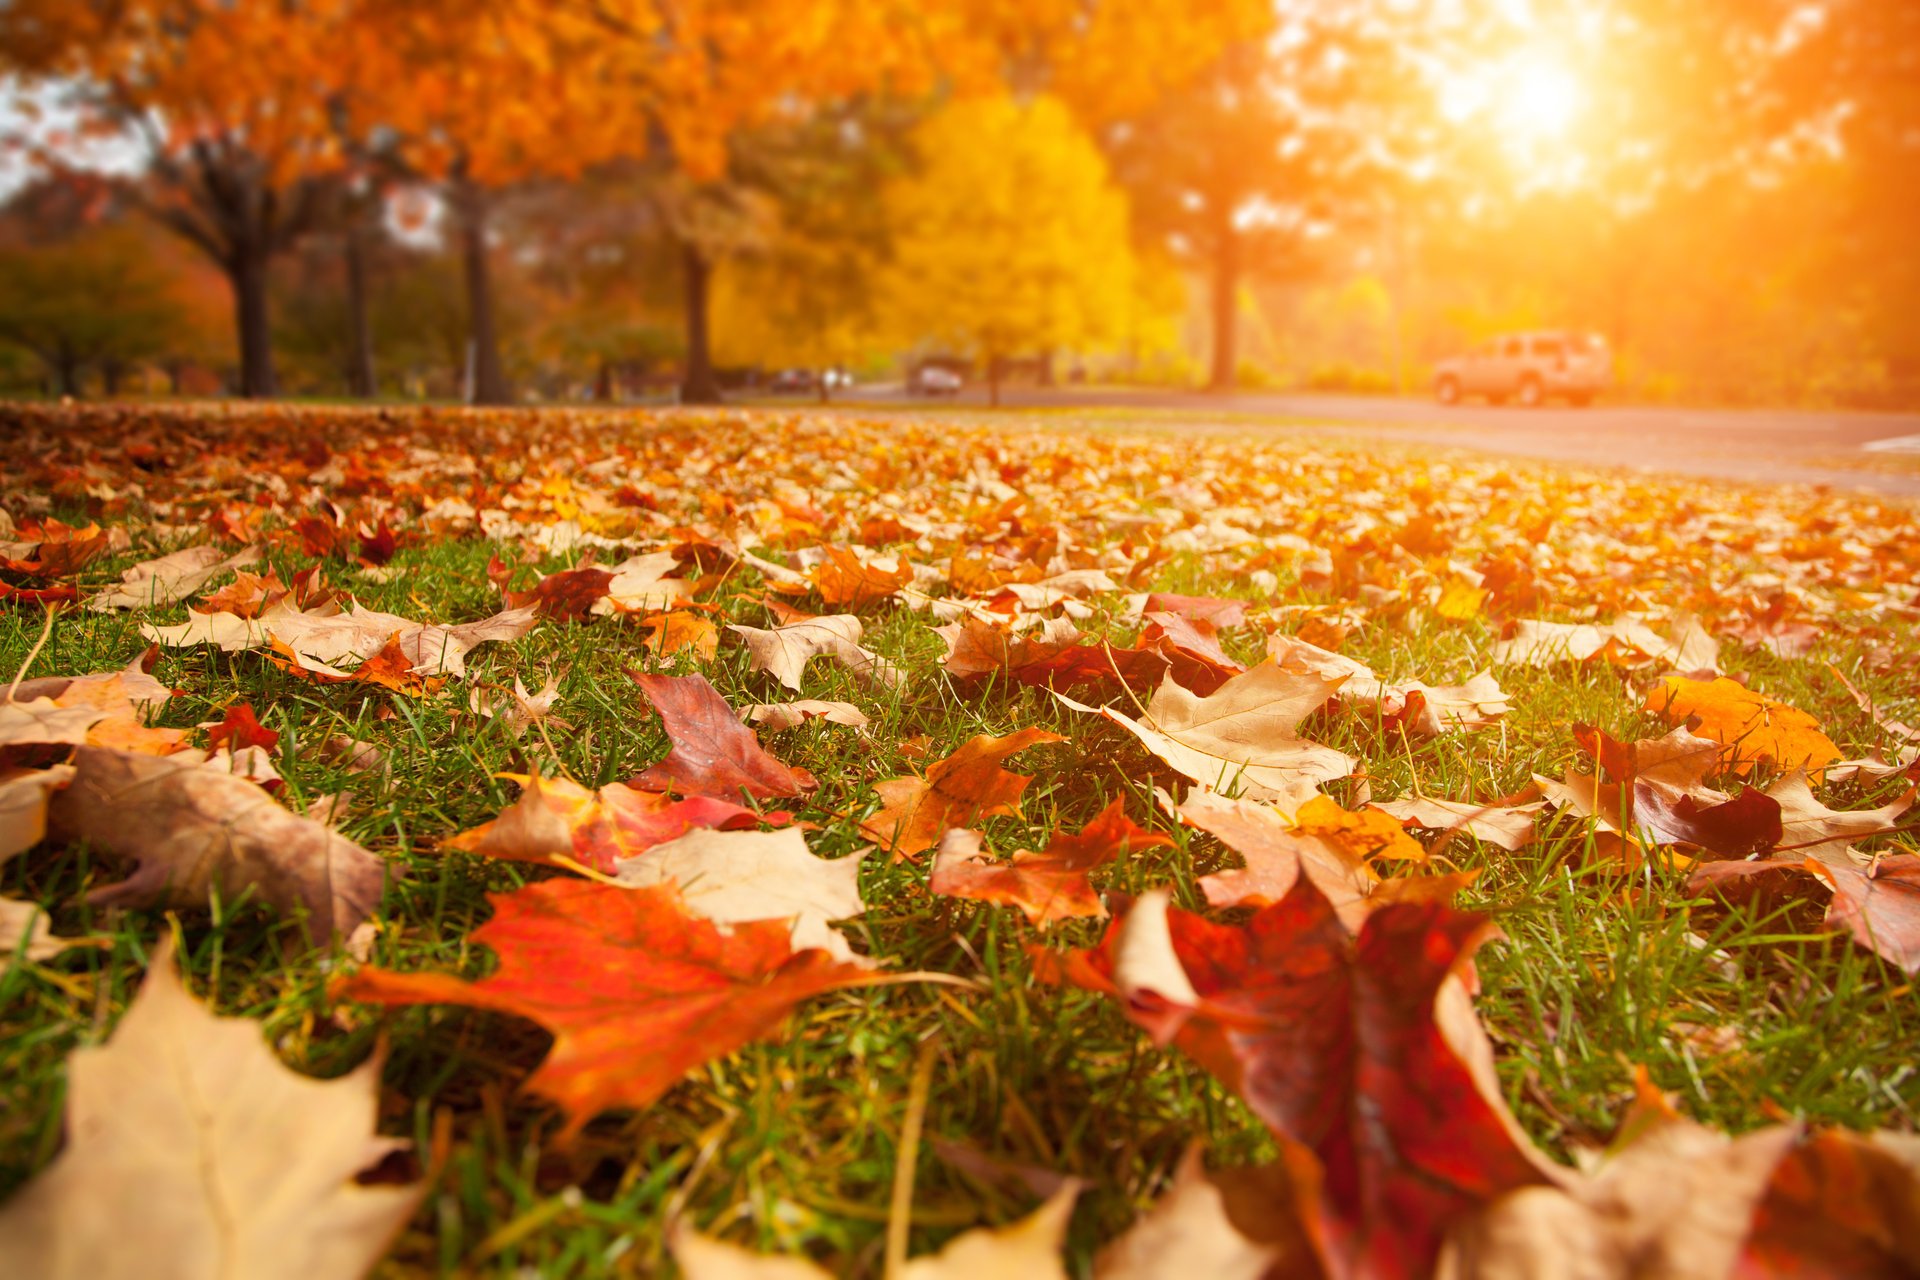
[1432,331,1611,407]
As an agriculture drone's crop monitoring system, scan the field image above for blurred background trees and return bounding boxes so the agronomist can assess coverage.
[0,0,1914,407]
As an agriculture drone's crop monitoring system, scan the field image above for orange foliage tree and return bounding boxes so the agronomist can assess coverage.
[0,2,377,398]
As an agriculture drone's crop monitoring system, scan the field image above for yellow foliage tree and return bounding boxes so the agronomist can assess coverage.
[882,95,1136,405]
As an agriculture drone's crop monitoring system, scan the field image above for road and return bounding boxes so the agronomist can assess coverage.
[839,386,1920,498]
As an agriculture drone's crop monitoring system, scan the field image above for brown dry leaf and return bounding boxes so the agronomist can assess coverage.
[318,735,387,774]
[1808,854,1920,975]
[443,772,769,875]
[1646,677,1842,780]
[643,611,720,660]
[0,699,107,752]
[1093,1148,1280,1280]
[611,826,867,963]
[928,798,1172,926]
[1374,797,1543,852]
[471,677,570,738]
[0,940,425,1278]
[84,544,261,612]
[860,728,1065,859]
[672,1183,1078,1279]
[1057,662,1355,804]
[744,700,870,731]
[630,673,819,802]
[727,614,903,692]
[1,765,76,860]
[47,746,386,940]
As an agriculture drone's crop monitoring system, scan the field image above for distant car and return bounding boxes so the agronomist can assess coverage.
[1432,331,1611,407]
[822,367,855,392]
[911,365,963,397]
[769,368,816,394]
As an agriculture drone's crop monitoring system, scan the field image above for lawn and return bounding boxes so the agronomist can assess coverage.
[2,402,1916,1277]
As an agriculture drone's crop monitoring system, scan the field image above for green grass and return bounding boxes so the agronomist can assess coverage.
[2,403,1917,1275]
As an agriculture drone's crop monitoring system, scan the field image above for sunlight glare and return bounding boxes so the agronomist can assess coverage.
[1501,54,1582,141]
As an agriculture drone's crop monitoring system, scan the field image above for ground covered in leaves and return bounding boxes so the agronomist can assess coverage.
[2,402,1918,1278]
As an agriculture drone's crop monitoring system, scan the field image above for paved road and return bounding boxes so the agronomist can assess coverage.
[839,386,1920,497]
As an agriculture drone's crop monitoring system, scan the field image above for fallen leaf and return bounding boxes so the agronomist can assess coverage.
[808,546,914,610]
[1492,615,1720,674]
[1044,883,1548,1277]
[445,772,770,874]
[1374,797,1542,852]
[149,602,537,682]
[673,1182,1079,1279]
[643,611,720,660]
[612,826,867,962]
[1057,662,1355,804]
[629,673,819,802]
[1766,772,1917,853]
[728,614,903,691]
[332,879,878,1141]
[0,940,425,1278]
[929,797,1172,925]
[0,894,82,972]
[505,565,615,619]
[860,728,1064,859]
[1169,789,1374,928]
[84,544,261,612]
[744,700,870,731]
[1808,855,1920,975]
[1732,1125,1920,1276]
[203,703,279,755]
[594,551,695,615]
[1646,677,1842,780]
[1142,611,1245,695]
[1093,1148,1282,1280]
[0,765,75,860]
[1632,783,1784,858]
[1140,592,1251,628]
[47,746,386,940]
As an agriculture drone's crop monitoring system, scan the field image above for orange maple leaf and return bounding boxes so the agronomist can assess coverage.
[1645,677,1841,780]
[860,727,1064,860]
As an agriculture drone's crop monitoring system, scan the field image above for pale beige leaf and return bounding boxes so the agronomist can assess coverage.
[1094,1148,1277,1280]
[612,826,867,963]
[1169,790,1374,928]
[1,765,75,861]
[1056,663,1353,803]
[1375,797,1542,852]
[590,551,693,615]
[0,941,424,1279]
[86,544,261,612]
[1492,616,1719,674]
[727,614,903,692]
[744,701,870,731]
[47,747,385,940]
[1766,771,1916,854]
[1112,888,1200,1008]
[0,895,70,972]
[673,1183,1078,1279]
[147,601,536,680]
[0,698,108,751]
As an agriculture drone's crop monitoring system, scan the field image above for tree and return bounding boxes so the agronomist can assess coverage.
[0,2,369,397]
[882,95,1135,406]
[0,221,191,395]
[1108,5,1392,392]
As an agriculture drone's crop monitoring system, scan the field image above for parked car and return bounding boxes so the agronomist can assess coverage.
[1432,331,1611,407]
[910,364,963,397]
[769,368,816,394]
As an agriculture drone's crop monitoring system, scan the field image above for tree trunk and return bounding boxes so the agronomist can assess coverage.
[458,190,512,406]
[53,345,80,398]
[988,355,1002,408]
[679,241,723,405]
[344,227,377,398]
[103,360,123,396]
[1208,220,1241,393]
[232,246,277,399]
[594,358,614,402]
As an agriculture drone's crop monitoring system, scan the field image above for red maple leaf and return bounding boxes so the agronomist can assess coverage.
[332,879,876,1141]
[1142,610,1245,694]
[506,567,615,621]
[628,672,818,801]
[1041,880,1545,1278]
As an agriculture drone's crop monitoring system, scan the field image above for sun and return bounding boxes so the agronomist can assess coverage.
[1498,52,1582,142]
